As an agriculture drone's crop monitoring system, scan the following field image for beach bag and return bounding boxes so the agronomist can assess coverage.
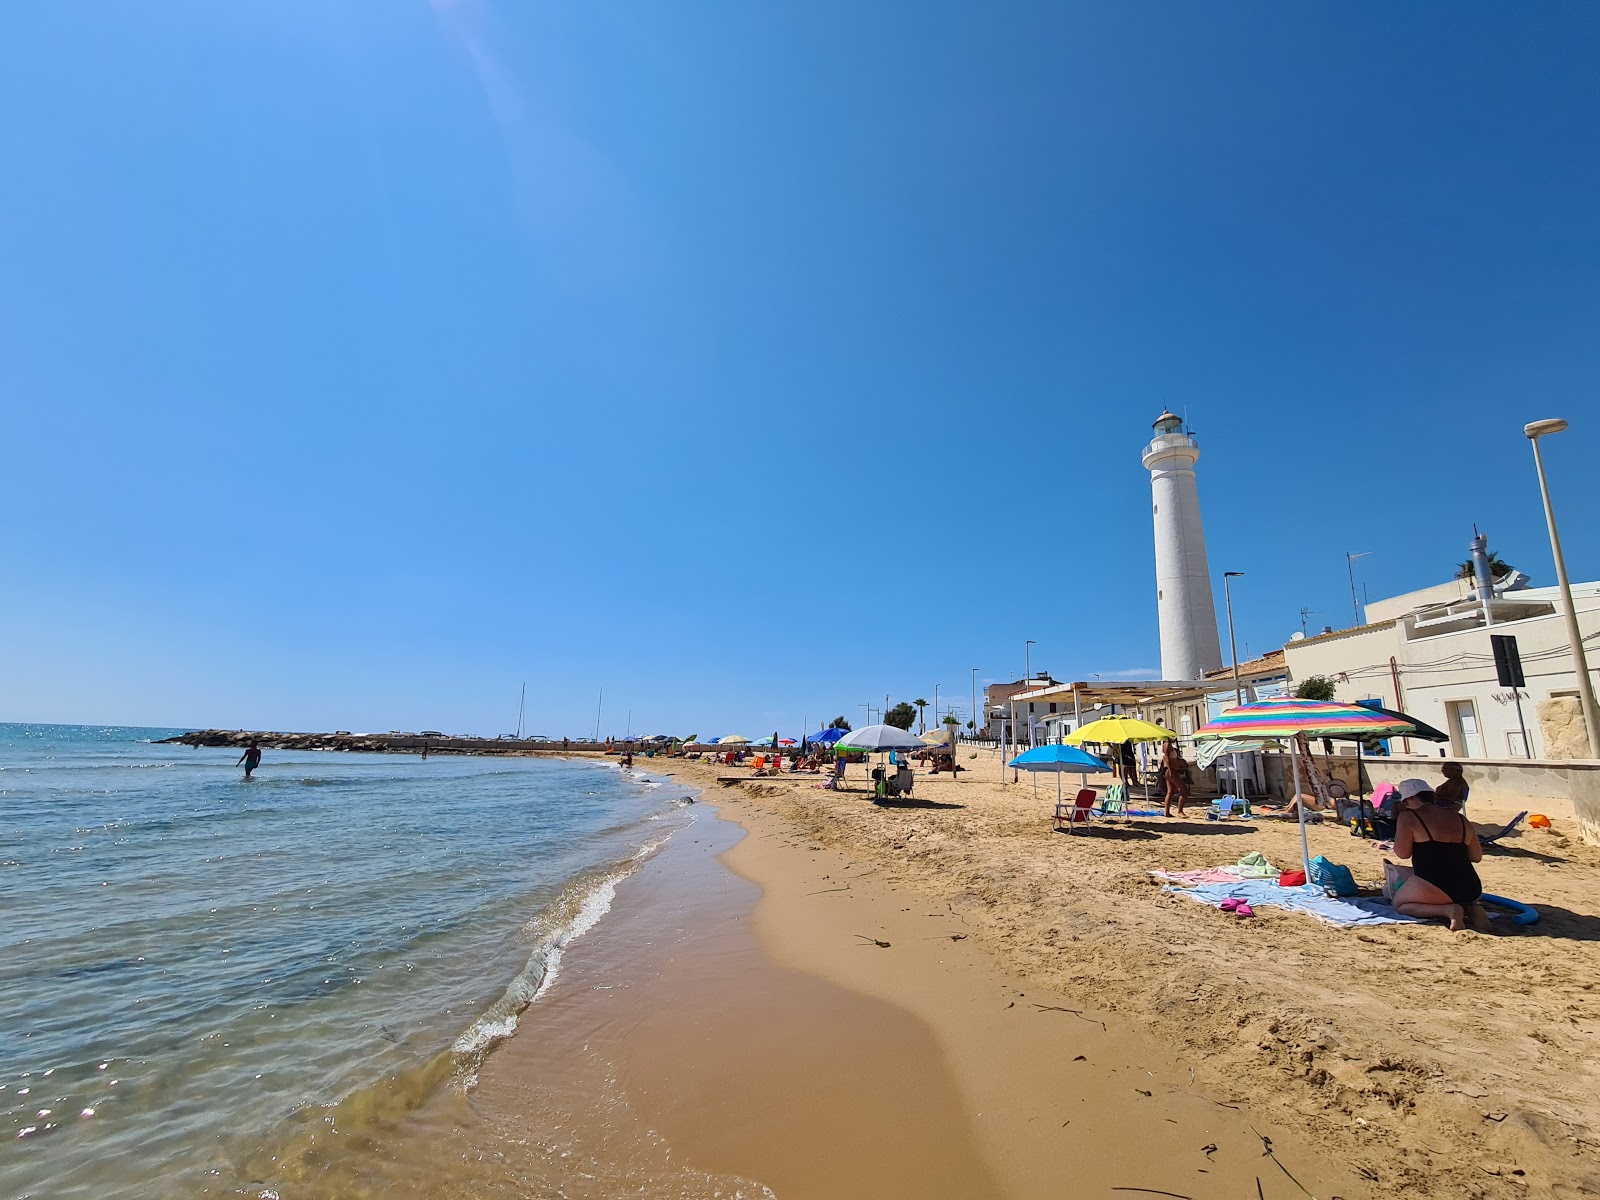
[1310,855,1358,897]
[1382,860,1414,901]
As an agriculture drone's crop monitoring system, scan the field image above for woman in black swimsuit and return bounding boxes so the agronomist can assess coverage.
[1391,778,1487,932]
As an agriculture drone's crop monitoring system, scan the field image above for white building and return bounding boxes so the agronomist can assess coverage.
[1142,411,1224,680]
[1282,579,1600,762]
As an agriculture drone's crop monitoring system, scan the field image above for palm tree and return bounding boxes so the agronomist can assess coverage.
[1458,552,1511,582]
[913,698,928,733]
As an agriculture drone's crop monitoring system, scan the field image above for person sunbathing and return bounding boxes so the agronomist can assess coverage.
[1390,778,1488,932]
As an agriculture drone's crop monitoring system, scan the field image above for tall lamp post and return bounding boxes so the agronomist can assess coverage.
[933,683,940,731]
[1223,572,1245,706]
[1525,419,1600,757]
[972,668,979,742]
[1025,639,1035,684]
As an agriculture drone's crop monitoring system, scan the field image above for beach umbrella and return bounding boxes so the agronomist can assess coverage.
[807,727,847,745]
[919,729,953,746]
[1329,702,1446,805]
[1196,698,1416,882]
[836,724,926,753]
[1062,716,1177,746]
[779,738,797,746]
[1064,716,1177,802]
[719,734,750,745]
[1008,744,1112,806]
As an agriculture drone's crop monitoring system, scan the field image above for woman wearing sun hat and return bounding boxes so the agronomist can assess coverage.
[1390,778,1488,932]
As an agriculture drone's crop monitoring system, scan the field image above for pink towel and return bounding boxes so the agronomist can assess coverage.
[1151,867,1245,885]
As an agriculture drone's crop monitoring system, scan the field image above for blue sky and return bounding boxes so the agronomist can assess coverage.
[3,2,1597,737]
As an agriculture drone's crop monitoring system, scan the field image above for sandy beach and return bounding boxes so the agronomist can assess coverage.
[648,749,1600,1200]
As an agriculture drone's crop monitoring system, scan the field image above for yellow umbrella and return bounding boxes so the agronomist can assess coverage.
[719,734,750,745]
[919,729,953,745]
[1063,716,1176,746]
[1064,715,1176,807]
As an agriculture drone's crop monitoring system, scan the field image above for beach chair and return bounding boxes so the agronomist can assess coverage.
[1098,783,1127,818]
[749,755,766,771]
[1479,811,1528,847]
[1207,796,1238,820]
[1054,788,1097,833]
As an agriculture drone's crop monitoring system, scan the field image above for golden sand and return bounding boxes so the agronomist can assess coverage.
[656,748,1600,1199]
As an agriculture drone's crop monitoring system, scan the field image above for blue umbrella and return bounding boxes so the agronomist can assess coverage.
[804,727,847,746]
[1008,744,1112,771]
[1008,743,1112,804]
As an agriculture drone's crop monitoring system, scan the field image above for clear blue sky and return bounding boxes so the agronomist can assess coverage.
[3,2,1596,736]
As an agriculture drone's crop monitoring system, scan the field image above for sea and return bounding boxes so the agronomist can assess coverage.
[0,723,693,1200]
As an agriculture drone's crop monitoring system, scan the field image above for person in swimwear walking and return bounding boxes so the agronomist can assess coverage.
[237,739,262,780]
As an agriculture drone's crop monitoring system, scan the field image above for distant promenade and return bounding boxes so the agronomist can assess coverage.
[159,730,606,756]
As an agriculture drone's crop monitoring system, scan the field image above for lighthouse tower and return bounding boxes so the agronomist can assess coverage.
[1142,411,1224,680]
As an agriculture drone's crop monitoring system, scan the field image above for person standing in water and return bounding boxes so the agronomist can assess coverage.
[237,740,262,779]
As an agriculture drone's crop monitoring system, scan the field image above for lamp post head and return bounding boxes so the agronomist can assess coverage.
[1524,418,1569,439]
[1224,571,1244,579]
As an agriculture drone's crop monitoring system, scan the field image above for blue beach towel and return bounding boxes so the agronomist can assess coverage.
[1168,879,1422,927]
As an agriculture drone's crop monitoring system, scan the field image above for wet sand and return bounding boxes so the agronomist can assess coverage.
[242,779,1368,1198]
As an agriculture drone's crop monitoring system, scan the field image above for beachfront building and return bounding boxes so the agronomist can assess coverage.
[982,674,1059,741]
[1142,411,1225,680]
[1282,578,1600,762]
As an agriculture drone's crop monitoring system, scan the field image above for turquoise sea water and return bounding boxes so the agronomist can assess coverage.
[0,724,686,1199]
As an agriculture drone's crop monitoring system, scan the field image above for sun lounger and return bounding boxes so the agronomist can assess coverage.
[1479,811,1528,846]
[1054,788,1097,833]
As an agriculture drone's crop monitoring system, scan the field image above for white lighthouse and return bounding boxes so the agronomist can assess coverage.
[1142,411,1224,680]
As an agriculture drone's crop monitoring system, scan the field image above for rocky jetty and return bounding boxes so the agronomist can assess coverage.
[159,730,604,756]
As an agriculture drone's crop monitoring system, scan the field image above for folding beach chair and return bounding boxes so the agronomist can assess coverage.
[1207,796,1239,820]
[1479,811,1528,847]
[1055,789,1097,833]
[1098,783,1127,818]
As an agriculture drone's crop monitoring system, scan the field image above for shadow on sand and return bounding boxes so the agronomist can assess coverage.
[1492,902,1600,942]
[872,798,967,811]
[1129,820,1259,836]
[1054,825,1159,841]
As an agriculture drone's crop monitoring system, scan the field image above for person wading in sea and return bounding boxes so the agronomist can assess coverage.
[237,740,262,780]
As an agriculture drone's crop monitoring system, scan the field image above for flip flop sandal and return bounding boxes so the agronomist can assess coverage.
[1219,898,1241,912]
[1235,903,1255,918]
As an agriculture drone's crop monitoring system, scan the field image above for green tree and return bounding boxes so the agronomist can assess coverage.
[942,712,959,727]
[884,702,917,730]
[829,716,851,731]
[1295,675,1337,702]
[913,698,929,732]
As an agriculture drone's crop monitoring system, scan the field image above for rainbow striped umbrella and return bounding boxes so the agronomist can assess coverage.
[1195,697,1414,741]
[1195,698,1416,885]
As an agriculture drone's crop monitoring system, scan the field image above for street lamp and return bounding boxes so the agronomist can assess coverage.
[933,683,940,731]
[972,668,979,740]
[1025,639,1035,684]
[1223,572,1245,706]
[1525,418,1600,757]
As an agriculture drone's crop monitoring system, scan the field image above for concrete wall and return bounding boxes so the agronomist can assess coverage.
[1365,579,1471,623]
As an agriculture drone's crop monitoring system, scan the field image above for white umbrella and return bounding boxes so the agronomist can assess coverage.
[837,724,926,752]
